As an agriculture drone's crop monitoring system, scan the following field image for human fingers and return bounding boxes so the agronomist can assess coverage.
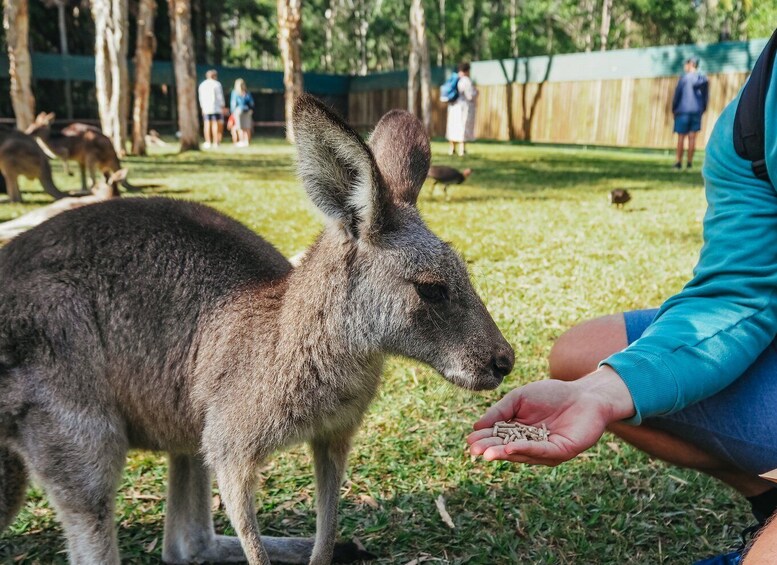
[468,436,505,456]
[472,389,522,430]
[503,439,557,459]
[466,428,494,445]
[479,445,562,466]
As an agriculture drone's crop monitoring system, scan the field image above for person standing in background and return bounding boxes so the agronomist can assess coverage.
[445,62,478,157]
[197,70,226,149]
[672,57,709,170]
[230,79,255,148]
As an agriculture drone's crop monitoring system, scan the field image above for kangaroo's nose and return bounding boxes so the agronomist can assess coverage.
[491,345,515,378]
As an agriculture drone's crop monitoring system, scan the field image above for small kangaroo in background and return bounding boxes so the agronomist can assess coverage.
[0,128,70,202]
[0,95,514,564]
[26,113,140,193]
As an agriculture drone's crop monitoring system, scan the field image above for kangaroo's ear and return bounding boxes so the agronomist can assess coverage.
[293,94,392,241]
[369,110,430,206]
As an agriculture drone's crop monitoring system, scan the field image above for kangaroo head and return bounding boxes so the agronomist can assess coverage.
[293,95,513,391]
[92,168,127,199]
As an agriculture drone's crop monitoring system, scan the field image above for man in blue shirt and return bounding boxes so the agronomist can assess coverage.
[672,57,709,170]
[469,37,776,564]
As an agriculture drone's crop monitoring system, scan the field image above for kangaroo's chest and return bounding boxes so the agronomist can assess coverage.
[278,357,384,443]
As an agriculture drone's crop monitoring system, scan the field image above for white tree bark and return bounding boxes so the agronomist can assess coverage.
[168,0,200,151]
[509,0,518,58]
[354,0,369,76]
[581,0,594,52]
[407,6,419,116]
[3,0,35,129]
[277,0,303,143]
[599,0,612,51]
[93,0,129,155]
[132,0,157,155]
[409,0,432,134]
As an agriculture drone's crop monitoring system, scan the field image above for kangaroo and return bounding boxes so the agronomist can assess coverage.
[0,95,514,564]
[0,169,127,243]
[26,113,139,193]
[0,128,70,202]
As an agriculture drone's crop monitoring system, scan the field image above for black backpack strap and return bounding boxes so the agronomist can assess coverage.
[734,28,777,185]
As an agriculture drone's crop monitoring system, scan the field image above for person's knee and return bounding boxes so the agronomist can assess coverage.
[548,326,590,382]
[548,314,628,382]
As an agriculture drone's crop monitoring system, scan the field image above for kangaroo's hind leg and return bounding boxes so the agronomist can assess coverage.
[15,401,128,565]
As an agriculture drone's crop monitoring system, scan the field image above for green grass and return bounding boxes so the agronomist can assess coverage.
[1,140,751,564]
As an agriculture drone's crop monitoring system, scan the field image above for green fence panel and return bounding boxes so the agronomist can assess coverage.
[348,37,770,91]
[0,53,350,96]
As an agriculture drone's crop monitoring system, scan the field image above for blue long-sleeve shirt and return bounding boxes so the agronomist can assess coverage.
[603,62,777,425]
[672,71,709,114]
[230,91,255,114]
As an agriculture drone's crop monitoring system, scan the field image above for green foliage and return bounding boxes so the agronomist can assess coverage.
[0,140,753,564]
[746,1,777,39]
[19,0,771,74]
[628,0,698,46]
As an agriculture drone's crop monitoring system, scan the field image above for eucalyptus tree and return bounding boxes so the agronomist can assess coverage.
[3,0,35,129]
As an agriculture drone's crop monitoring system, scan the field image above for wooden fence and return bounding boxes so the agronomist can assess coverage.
[348,71,749,149]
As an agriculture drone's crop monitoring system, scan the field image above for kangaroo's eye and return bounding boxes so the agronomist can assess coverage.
[414,283,449,303]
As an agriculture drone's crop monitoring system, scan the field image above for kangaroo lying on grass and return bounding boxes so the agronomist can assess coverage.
[0,128,70,202]
[0,95,514,564]
[26,113,140,193]
[0,169,127,243]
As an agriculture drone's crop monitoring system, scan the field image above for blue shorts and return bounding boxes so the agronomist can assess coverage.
[203,113,222,122]
[674,112,702,134]
[624,309,777,475]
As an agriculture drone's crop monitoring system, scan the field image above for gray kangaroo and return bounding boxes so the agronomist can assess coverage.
[0,95,514,564]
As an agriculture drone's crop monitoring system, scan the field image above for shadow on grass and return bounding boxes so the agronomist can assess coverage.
[434,154,705,195]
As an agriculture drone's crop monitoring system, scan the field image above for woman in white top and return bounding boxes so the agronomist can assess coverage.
[445,62,478,157]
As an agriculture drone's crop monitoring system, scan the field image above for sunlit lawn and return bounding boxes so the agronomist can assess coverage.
[1,138,751,564]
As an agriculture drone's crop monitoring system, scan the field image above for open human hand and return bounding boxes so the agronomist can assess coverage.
[467,367,635,466]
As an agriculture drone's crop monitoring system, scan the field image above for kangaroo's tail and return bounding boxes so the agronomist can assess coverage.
[0,446,27,532]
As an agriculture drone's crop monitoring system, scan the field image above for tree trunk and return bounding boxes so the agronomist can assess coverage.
[211,0,224,66]
[581,0,594,52]
[55,0,74,119]
[437,0,445,66]
[623,13,632,49]
[509,0,518,59]
[192,0,207,64]
[132,0,157,156]
[277,0,303,143]
[93,0,112,138]
[112,0,130,156]
[412,0,432,135]
[407,8,419,116]
[3,0,35,130]
[353,0,368,76]
[169,0,200,151]
[324,3,336,72]
[599,0,612,51]
[93,0,129,156]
